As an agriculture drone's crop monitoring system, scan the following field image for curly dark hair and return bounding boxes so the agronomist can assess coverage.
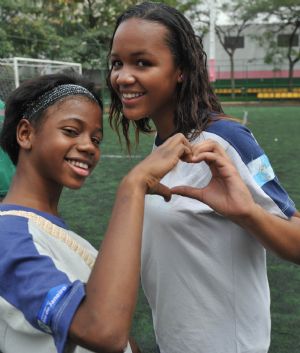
[107,1,223,149]
[0,73,102,165]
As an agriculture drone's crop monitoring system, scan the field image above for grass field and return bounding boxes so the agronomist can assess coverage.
[59,105,300,353]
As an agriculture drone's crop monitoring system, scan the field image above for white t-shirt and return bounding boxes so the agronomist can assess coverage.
[141,119,295,353]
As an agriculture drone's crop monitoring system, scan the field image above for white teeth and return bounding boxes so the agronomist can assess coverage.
[122,92,143,99]
[67,160,88,170]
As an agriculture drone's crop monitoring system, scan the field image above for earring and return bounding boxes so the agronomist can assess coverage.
[178,74,184,82]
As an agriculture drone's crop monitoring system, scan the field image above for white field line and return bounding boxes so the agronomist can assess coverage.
[101,154,142,159]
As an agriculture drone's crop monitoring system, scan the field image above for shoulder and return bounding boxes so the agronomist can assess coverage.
[203,119,295,218]
[206,118,249,138]
[0,206,67,256]
[0,210,31,243]
[204,118,264,164]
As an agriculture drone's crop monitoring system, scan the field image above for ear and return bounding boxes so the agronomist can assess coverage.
[177,72,184,83]
[16,119,34,151]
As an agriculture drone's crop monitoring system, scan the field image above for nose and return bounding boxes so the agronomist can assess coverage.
[115,67,136,86]
[77,135,99,157]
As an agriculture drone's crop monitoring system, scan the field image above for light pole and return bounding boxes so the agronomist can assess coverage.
[209,0,216,82]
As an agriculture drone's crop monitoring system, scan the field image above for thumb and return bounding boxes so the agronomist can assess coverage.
[148,182,172,202]
[171,185,204,202]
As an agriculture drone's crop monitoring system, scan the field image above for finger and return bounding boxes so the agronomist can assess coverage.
[179,145,194,162]
[163,141,193,164]
[164,133,193,156]
[188,151,222,167]
[149,183,172,202]
[171,185,204,202]
[190,148,234,172]
[192,139,226,154]
[165,132,188,146]
[191,140,230,162]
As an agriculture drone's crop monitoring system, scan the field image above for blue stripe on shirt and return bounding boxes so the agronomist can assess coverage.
[206,119,295,217]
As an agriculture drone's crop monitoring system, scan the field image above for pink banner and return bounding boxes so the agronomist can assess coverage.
[215,69,300,80]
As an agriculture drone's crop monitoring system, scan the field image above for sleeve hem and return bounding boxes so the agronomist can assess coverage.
[52,280,86,353]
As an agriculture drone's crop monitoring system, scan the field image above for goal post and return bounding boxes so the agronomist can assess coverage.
[0,57,82,101]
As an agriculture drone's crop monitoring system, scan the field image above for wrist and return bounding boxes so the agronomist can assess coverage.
[232,203,263,229]
[119,171,148,195]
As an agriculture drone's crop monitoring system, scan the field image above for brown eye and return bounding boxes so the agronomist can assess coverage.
[137,60,151,67]
[111,60,122,69]
[91,137,101,146]
[62,128,78,137]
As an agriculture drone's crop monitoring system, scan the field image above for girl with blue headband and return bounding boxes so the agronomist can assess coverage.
[0,72,198,353]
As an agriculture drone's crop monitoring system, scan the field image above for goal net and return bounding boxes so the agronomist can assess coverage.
[0,57,82,102]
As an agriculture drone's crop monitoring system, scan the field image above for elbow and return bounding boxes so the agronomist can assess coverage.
[70,314,130,353]
[285,254,300,266]
[276,248,300,266]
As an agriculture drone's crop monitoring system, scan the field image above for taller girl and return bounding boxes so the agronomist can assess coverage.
[108,2,298,353]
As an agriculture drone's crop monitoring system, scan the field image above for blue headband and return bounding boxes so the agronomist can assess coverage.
[24,84,98,119]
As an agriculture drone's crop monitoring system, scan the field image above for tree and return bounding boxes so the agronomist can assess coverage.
[61,0,200,69]
[0,0,200,69]
[0,0,64,59]
[191,0,256,98]
[214,2,252,98]
[244,0,300,90]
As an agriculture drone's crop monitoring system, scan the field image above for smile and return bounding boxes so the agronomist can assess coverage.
[122,92,144,99]
[66,159,89,170]
[65,158,91,177]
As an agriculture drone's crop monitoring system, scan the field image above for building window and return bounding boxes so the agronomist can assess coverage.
[277,34,299,47]
[224,36,244,49]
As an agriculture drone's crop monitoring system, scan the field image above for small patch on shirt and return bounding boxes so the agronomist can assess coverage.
[247,154,275,187]
[37,284,70,333]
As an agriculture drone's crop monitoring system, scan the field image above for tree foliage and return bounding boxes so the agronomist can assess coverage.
[192,0,256,95]
[0,0,199,69]
[244,0,300,88]
[0,0,62,59]
[215,1,256,96]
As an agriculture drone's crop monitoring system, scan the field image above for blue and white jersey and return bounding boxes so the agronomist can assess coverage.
[205,119,295,218]
[141,119,295,353]
[0,204,97,353]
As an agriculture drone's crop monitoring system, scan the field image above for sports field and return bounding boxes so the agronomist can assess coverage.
[59,105,300,353]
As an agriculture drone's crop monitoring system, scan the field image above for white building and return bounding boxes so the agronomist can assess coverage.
[202,23,300,82]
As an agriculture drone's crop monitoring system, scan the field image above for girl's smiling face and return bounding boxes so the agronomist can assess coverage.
[28,96,103,190]
[109,18,182,139]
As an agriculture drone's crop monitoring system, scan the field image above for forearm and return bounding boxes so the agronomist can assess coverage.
[70,174,146,351]
[68,133,192,351]
[235,205,300,264]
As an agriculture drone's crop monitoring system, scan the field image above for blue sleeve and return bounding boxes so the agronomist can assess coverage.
[206,119,296,217]
[0,216,86,353]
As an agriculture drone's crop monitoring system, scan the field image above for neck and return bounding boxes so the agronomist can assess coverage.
[3,165,62,216]
[152,117,176,141]
[150,103,176,140]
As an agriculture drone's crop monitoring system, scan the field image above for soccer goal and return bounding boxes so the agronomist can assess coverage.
[0,57,82,102]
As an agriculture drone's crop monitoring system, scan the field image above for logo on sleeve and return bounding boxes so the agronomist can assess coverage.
[37,284,70,333]
[247,154,275,187]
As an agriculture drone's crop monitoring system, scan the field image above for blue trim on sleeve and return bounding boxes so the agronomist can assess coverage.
[37,284,73,333]
[206,119,296,217]
[54,281,86,353]
[0,206,87,352]
[262,177,295,217]
[36,281,86,353]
